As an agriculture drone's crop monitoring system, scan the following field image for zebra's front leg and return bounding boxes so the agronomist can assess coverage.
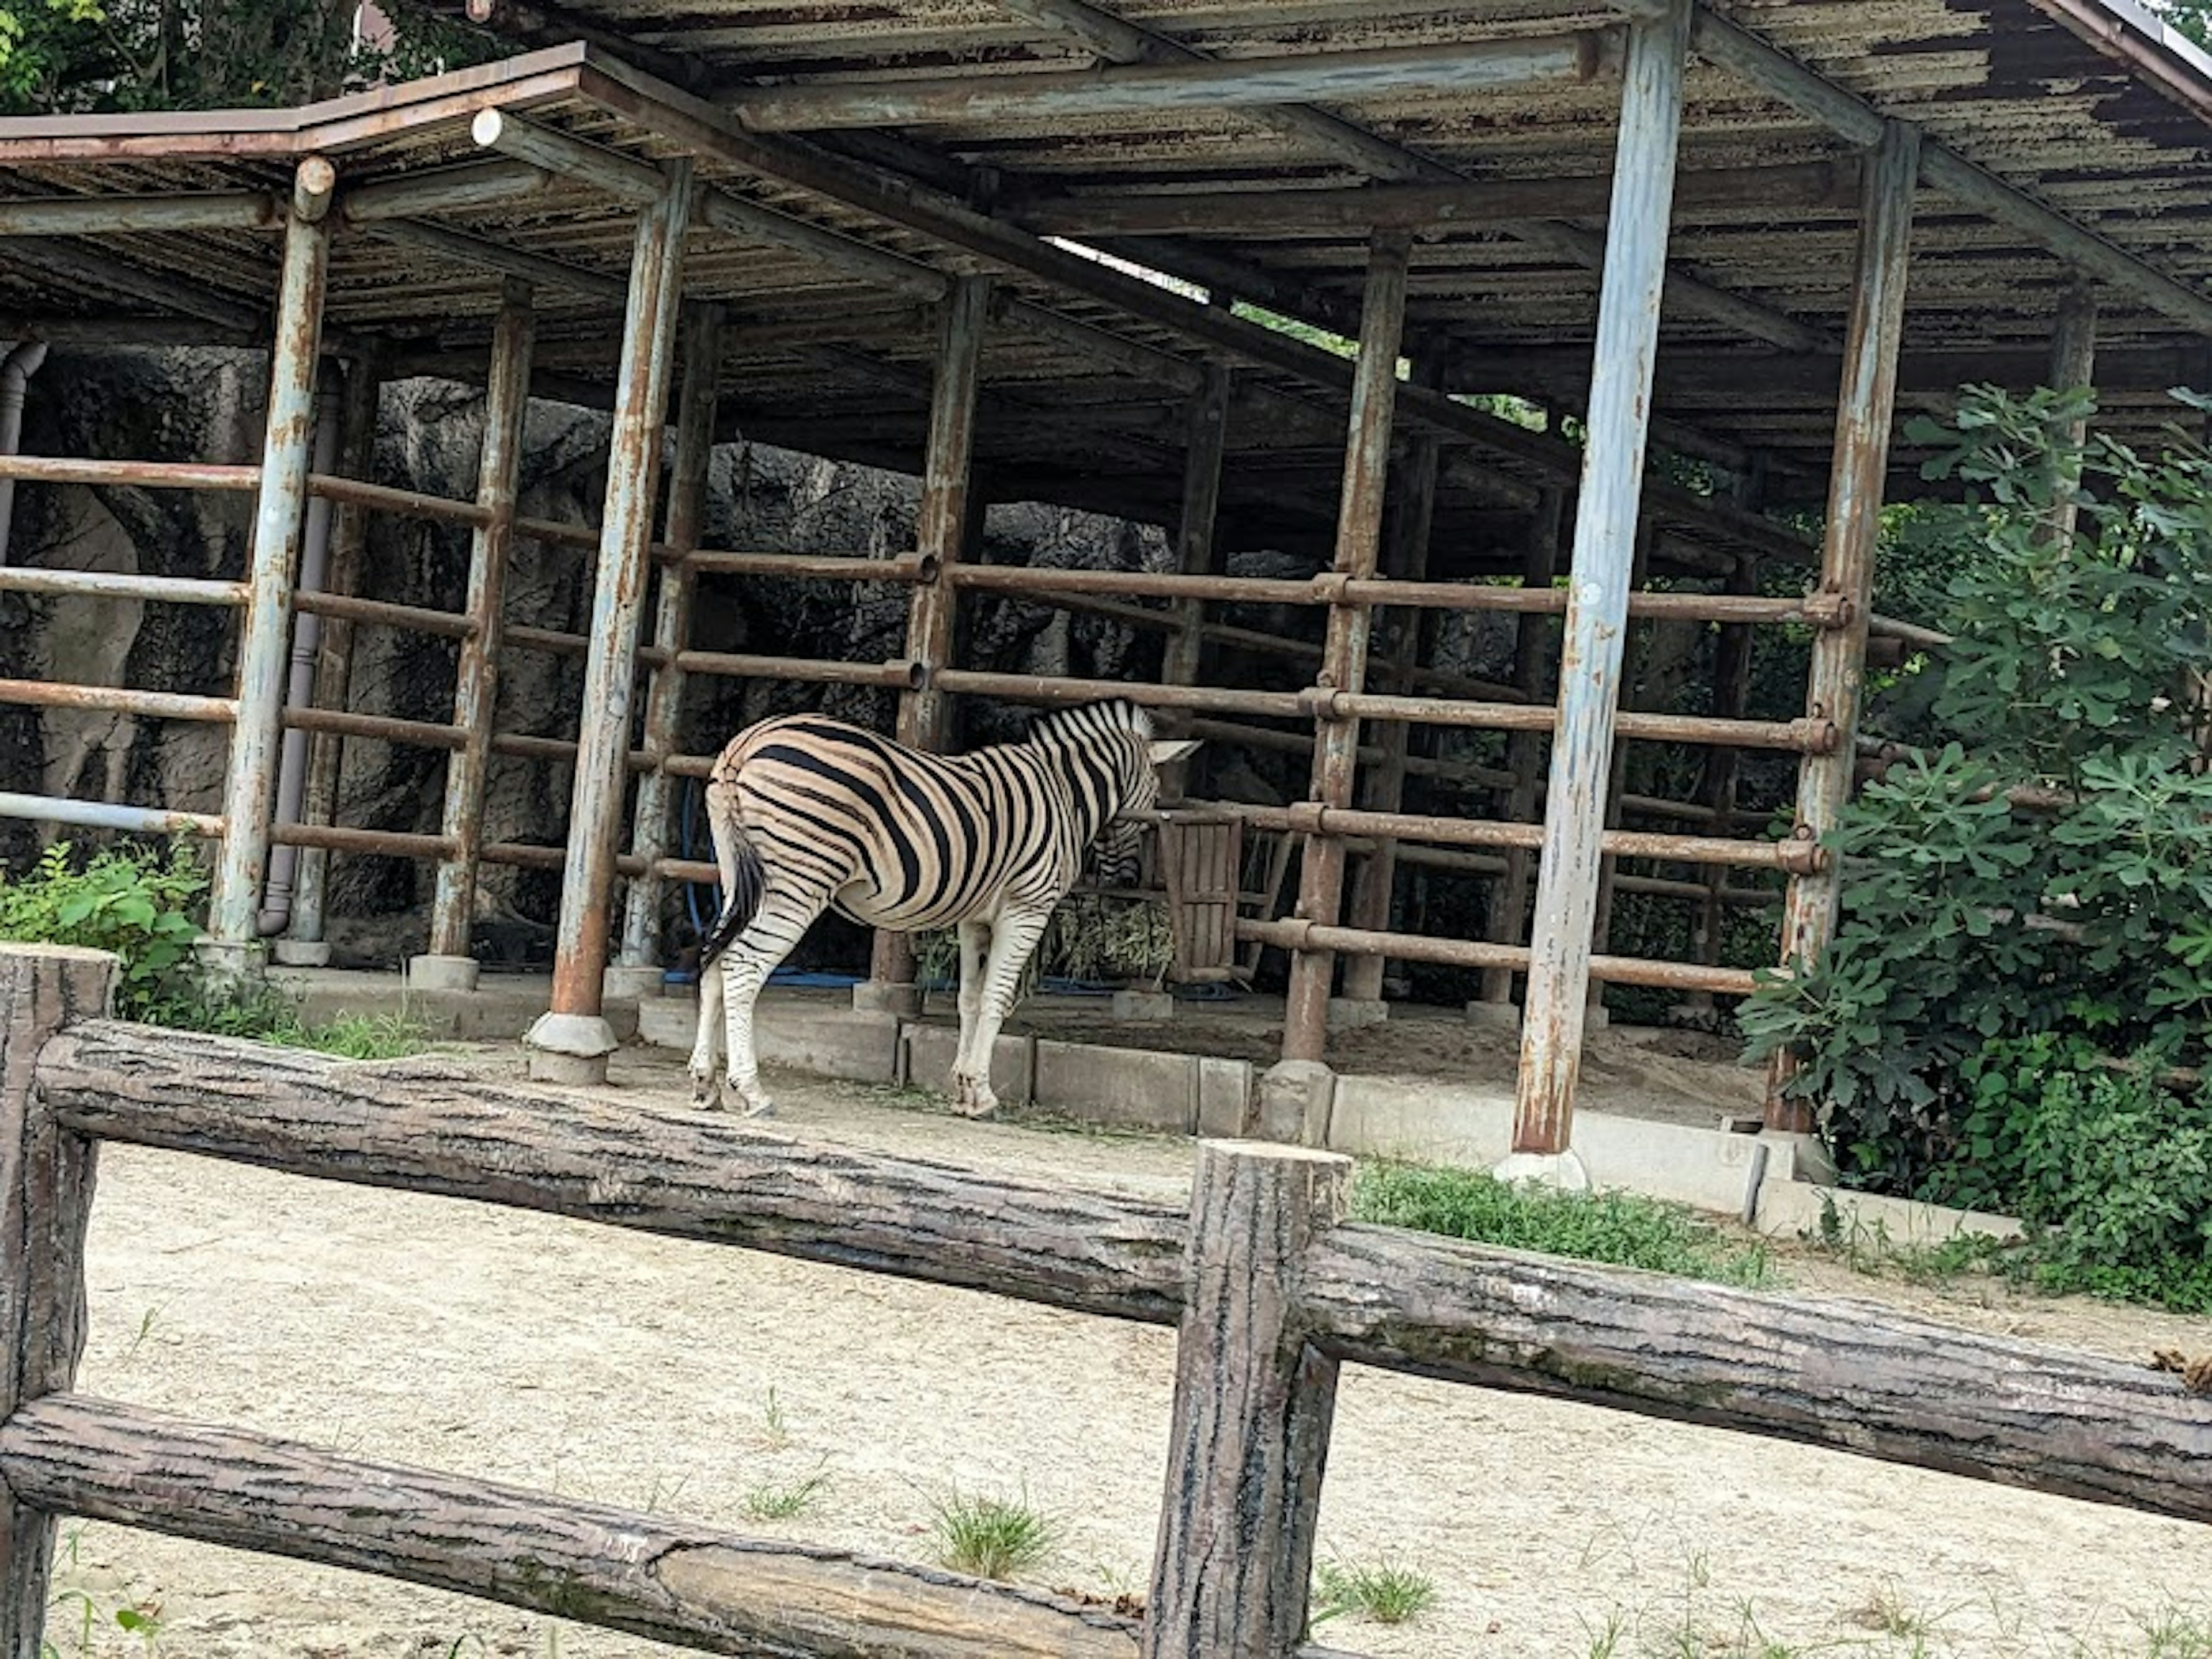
[953,918,990,1092]
[952,907,1050,1119]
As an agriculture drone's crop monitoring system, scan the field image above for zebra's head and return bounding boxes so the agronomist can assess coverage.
[1028,699,1200,889]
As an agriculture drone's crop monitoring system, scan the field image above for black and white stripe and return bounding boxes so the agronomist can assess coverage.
[686,699,1195,1118]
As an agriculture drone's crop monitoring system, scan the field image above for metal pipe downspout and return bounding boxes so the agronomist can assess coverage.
[0,340,52,564]
[257,384,343,936]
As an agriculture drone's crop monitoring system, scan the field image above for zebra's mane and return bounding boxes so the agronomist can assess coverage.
[1025,699,1153,749]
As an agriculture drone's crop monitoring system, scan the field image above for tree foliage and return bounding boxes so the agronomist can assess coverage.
[0,0,496,115]
[1738,387,2212,1199]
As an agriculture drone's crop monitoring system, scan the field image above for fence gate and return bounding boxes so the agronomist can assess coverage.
[1158,810,1244,984]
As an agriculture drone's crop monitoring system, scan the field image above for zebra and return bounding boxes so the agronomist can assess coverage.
[686,698,1198,1119]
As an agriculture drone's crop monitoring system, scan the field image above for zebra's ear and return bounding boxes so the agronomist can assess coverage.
[1147,738,1202,766]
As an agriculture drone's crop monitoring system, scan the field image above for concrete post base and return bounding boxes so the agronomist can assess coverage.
[408,953,480,994]
[1327,997,1388,1032]
[1464,998,1520,1032]
[524,1011,618,1086]
[1760,1128,1838,1187]
[1255,1059,1335,1148]
[271,939,331,968]
[1585,1003,1612,1032]
[853,980,923,1020]
[1109,988,1175,1022]
[194,938,264,988]
[603,963,664,1001]
[1492,1148,1592,1191]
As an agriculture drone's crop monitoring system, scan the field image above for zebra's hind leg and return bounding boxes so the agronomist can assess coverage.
[714,886,827,1117]
[952,906,1050,1119]
[688,943,727,1108]
[953,918,990,1084]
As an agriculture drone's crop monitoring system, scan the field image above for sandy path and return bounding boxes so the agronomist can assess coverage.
[42,1050,2212,1659]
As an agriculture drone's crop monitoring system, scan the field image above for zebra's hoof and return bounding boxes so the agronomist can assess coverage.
[741,1096,777,1120]
[690,1076,723,1111]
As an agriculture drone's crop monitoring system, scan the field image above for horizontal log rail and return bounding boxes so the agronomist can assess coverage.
[0,678,236,722]
[1868,611,1952,651]
[0,1395,1175,1659]
[26,1017,2211,1526]
[0,567,248,607]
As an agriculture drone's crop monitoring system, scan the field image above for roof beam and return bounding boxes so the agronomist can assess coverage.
[1012,159,1861,237]
[572,60,1814,567]
[727,32,1618,131]
[0,192,281,236]
[988,0,1827,355]
[0,236,264,333]
[1679,4,2212,338]
[359,218,630,302]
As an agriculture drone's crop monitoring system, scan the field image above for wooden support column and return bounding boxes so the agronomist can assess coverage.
[526,162,692,1086]
[1475,487,1566,1017]
[415,280,537,995]
[282,350,381,967]
[1279,231,1413,1074]
[1340,401,1443,1009]
[617,304,726,986]
[861,276,990,1017]
[2046,283,2098,545]
[1141,1141,1349,1659]
[1584,524,1655,1022]
[1767,120,1921,1132]
[205,157,335,976]
[1510,4,1689,1164]
[0,945,112,1653]
[1160,359,1233,802]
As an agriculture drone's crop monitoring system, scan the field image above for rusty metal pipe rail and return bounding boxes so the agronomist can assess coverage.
[0,568,248,607]
[0,679,236,722]
[1185,799,1818,873]
[1237,916,1759,995]
[282,707,465,751]
[291,590,478,640]
[270,822,456,861]
[0,793,224,837]
[0,456,257,491]
[306,474,490,529]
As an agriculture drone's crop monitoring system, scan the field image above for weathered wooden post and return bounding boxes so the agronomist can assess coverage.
[526,161,694,1086]
[1143,1140,1349,1659]
[859,276,990,1021]
[1472,486,1566,1025]
[0,945,113,1654]
[280,349,382,968]
[1582,524,1654,1025]
[1339,378,1444,1021]
[204,156,336,979]
[2046,283,2098,545]
[1767,119,1919,1131]
[615,303,726,992]
[414,278,538,994]
[1160,359,1233,802]
[1510,2,1690,1179]
[1268,231,1411,1143]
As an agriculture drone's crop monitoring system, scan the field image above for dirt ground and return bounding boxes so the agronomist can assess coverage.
[46,1048,2212,1659]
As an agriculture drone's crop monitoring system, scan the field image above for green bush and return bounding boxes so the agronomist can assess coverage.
[0,840,207,1021]
[1740,387,2212,1197]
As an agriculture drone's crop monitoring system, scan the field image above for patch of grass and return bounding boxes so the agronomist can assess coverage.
[926,1487,1058,1581]
[1311,1558,1437,1627]
[743,1462,830,1522]
[1352,1161,1774,1287]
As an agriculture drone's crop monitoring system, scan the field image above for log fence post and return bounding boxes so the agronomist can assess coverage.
[0,945,112,1655]
[1142,1139,1350,1659]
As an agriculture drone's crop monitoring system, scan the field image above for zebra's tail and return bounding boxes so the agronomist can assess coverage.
[698,773,766,967]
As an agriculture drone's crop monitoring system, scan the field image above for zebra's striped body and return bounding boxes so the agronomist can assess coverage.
[687,699,1196,1117]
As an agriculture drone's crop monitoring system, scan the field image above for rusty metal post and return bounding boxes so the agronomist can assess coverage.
[1474,487,1567,1019]
[859,275,990,1020]
[279,350,381,968]
[413,279,537,994]
[2046,282,2098,546]
[526,161,693,1085]
[616,303,725,992]
[1509,5,1689,1172]
[1340,393,1442,1012]
[204,156,335,980]
[1274,230,1412,1108]
[1767,120,1920,1132]
[1160,358,1233,802]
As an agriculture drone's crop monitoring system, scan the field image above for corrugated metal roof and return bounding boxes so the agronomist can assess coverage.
[0,3,2207,569]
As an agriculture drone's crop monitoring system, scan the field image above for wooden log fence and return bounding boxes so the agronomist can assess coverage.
[3,949,2207,1659]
